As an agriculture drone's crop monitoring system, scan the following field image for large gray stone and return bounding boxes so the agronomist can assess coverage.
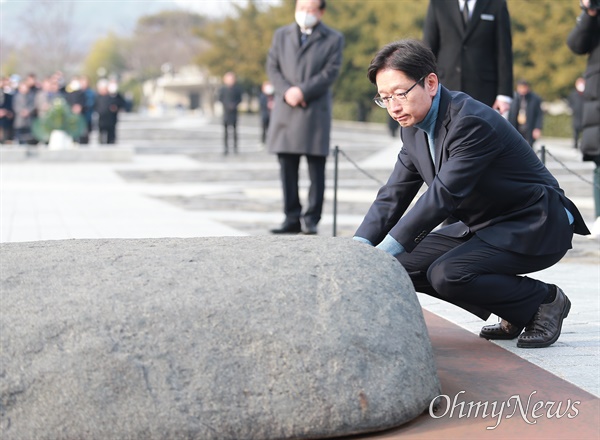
[0,236,441,439]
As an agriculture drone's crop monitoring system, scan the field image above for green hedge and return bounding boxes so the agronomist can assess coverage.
[543,114,573,139]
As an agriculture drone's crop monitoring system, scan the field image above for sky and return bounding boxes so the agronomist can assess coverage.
[172,0,245,17]
[0,0,281,48]
[172,0,281,16]
[0,0,248,15]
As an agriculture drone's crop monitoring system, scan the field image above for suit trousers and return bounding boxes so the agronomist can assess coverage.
[99,125,116,144]
[396,231,570,327]
[277,153,326,227]
[223,122,238,153]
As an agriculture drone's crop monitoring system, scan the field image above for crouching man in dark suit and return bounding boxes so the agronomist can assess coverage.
[353,39,590,348]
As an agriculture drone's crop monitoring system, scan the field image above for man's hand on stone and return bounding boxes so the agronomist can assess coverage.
[375,235,405,257]
[352,236,373,246]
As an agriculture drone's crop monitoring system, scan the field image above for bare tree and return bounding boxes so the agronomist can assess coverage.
[124,10,207,79]
[12,0,84,77]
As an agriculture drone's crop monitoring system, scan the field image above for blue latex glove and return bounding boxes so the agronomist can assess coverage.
[375,234,405,256]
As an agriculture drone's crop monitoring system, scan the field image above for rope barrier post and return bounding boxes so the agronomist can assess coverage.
[540,144,546,166]
[333,145,339,237]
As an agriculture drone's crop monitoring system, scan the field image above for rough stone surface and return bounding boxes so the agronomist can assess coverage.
[0,236,441,440]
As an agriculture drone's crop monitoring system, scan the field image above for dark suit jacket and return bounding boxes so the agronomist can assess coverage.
[567,12,600,162]
[355,87,589,255]
[266,22,344,157]
[423,0,514,106]
[567,89,585,132]
[507,91,543,145]
[95,93,125,129]
[0,91,13,130]
[218,84,243,125]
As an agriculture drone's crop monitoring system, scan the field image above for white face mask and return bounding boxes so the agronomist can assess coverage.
[264,84,274,95]
[295,10,319,30]
[576,82,585,93]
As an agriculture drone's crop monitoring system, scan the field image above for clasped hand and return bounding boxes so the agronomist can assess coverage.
[284,86,307,108]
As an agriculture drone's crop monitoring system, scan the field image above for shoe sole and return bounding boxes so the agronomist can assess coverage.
[516,296,571,349]
[479,331,521,340]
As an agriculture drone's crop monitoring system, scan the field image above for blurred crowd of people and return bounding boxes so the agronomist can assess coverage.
[0,71,129,146]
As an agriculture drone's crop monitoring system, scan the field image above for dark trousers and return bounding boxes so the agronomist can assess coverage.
[573,127,581,149]
[594,165,600,217]
[277,153,326,227]
[15,127,34,145]
[224,122,237,153]
[397,231,570,327]
[261,117,269,144]
[99,125,116,144]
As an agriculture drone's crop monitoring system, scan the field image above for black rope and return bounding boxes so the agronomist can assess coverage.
[336,145,598,192]
[540,147,600,190]
[336,148,386,186]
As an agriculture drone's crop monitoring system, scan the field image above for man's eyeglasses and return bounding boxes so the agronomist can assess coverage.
[373,75,427,108]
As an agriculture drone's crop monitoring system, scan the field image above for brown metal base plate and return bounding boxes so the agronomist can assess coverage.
[349,310,600,439]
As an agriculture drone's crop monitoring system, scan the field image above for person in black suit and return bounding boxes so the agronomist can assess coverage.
[63,76,89,144]
[567,77,585,150]
[567,0,600,238]
[0,79,13,143]
[258,80,274,147]
[507,79,544,147]
[423,0,514,115]
[218,71,243,155]
[353,40,590,348]
[95,79,125,145]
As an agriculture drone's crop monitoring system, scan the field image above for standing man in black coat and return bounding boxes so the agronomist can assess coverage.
[95,79,125,145]
[423,0,514,115]
[218,72,243,155]
[266,0,344,235]
[567,0,600,238]
[258,80,274,147]
[507,79,544,147]
[567,77,586,150]
[0,79,13,143]
[64,76,88,144]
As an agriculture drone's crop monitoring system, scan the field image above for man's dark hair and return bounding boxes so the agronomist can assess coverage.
[367,39,438,85]
[295,0,326,10]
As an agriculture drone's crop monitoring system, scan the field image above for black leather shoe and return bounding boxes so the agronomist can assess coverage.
[517,286,571,349]
[270,223,302,234]
[303,221,318,235]
[479,319,523,340]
